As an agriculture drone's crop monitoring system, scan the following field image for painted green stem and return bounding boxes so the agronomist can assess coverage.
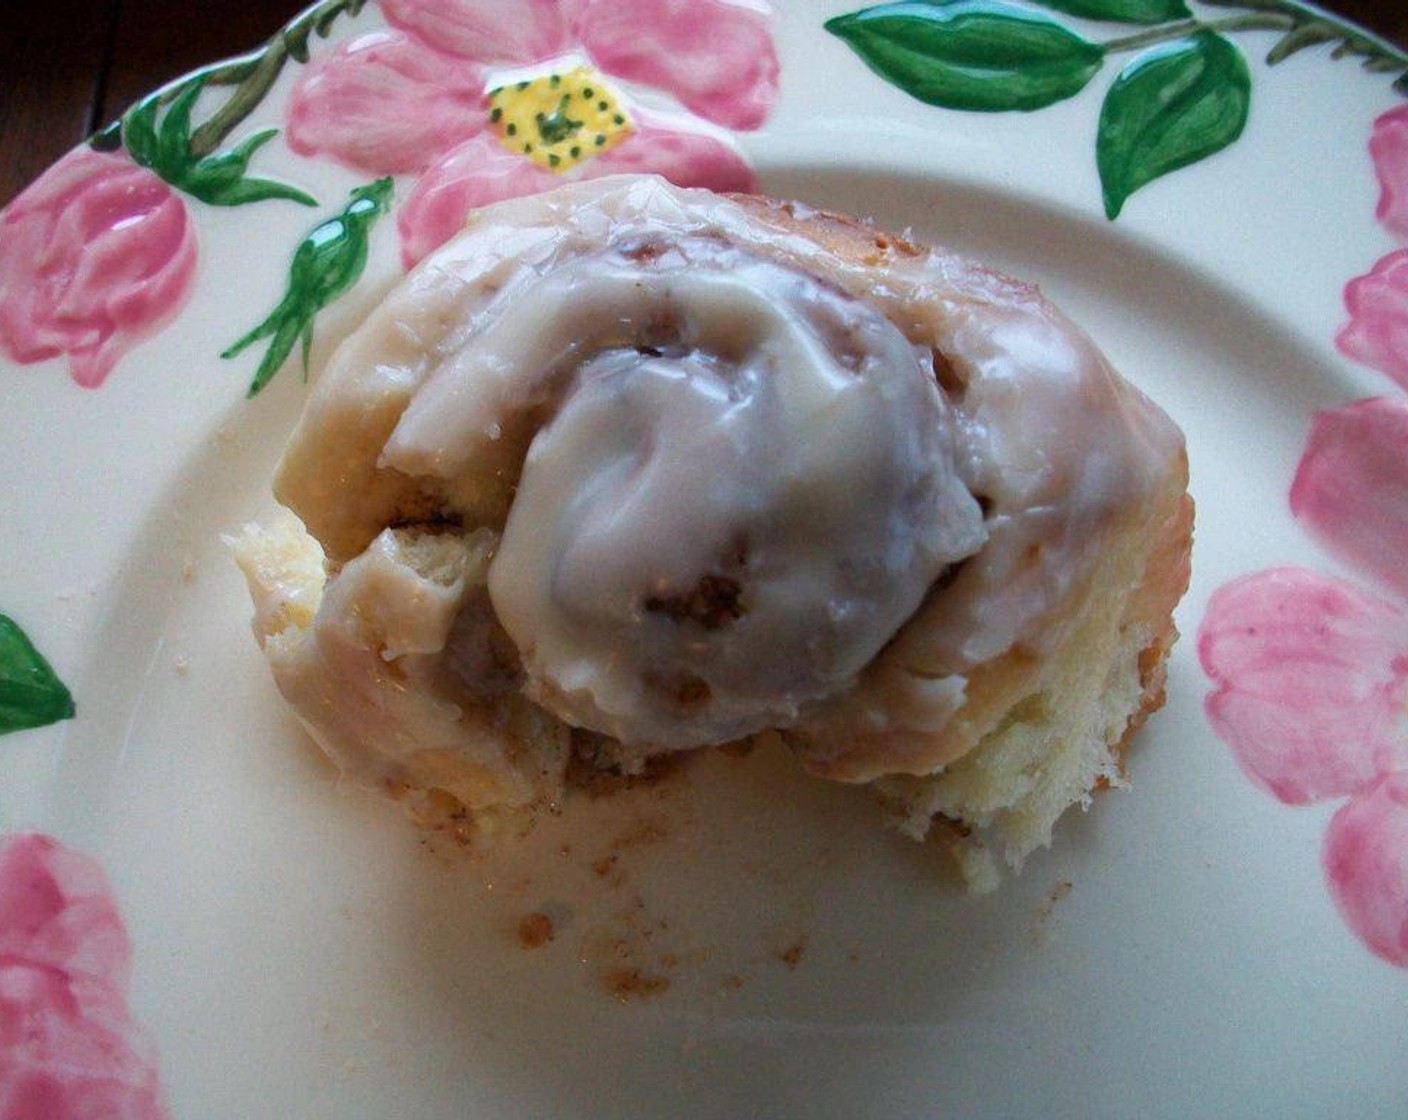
[1103,14,1285,52]
[1204,0,1408,61]
[1104,1,1408,77]
[187,45,295,158]
[126,0,368,157]
[95,0,370,206]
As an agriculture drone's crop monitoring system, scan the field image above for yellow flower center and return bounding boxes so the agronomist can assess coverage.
[487,66,633,172]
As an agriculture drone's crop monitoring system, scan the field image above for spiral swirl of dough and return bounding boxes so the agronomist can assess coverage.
[261,176,1186,824]
[288,211,983,747]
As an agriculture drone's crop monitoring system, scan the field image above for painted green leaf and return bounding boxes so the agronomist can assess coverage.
[156,82,203,172]
[0,614,75,736]
[825,1,1106,112]
[1097,31,1251,218]
[121,95,162,169]
[1029,0,1190,24]
[180,129,318,208]
[119,79,316,209]
[224,177,394,396]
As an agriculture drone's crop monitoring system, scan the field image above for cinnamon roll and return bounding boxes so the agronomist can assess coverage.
[233,175,1191,887]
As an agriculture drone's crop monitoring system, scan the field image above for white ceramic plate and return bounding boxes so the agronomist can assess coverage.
[4,1,1407,1116]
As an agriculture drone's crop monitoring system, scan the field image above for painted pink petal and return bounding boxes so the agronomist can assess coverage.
[591,115,757,192]
[1324,772,1408,968]
[1370,104,1408,244]
[397,132,558,268]
[286,30,488,176]
[398,115,760,268]
[1336,249,1408,391]
[0,834,168,1119]
[1199,566,1408,805]
[382,0,570,65]
[0,148,196,389]
[1291,396,1408,603]
[575,0,779,131]
[0,834,128,977]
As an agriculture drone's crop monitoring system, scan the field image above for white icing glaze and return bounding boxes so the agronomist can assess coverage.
[379,234,984,746]
[472,248,983,746]
[272,175,1185,772]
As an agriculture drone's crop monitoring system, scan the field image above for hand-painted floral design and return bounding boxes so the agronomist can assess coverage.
[98,0,372,212]
[0,833,169,1119]
[1338,105,1408,388]
[0,0,380,393]
[826,0,1408,219]
[285,0,779,266]
[1200,397,1408,967]
[0,149,196,389]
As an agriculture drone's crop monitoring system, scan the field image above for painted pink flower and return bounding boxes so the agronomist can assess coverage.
[0,833,169,1119]
[285,0,778,267]
[1369,104,1408,244]
[1337,106,1408,389]
[1200,396,1408,967]
[0,148,197,389]
[1338,249,1408,392]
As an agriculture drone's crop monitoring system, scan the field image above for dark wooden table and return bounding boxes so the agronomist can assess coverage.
[3,0,1407,207]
